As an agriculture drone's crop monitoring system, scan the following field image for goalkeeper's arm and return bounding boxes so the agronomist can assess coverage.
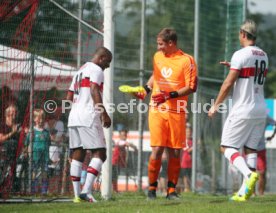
[146,75,154,89]
[143,75,154,94]
[152,86,195,105]
[134,75,153,100]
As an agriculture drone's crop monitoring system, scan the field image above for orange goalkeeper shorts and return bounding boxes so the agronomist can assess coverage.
[148,107,186,149]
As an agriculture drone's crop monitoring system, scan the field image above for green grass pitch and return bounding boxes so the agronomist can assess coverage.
[1,192,276,213]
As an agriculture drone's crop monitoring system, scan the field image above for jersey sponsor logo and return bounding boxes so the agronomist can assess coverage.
[251,50,265,56]
[161,67,172,78]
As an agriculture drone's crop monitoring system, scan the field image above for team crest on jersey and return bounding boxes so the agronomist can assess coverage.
[161,67,173,78]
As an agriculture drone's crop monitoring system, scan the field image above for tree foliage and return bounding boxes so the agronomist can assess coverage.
[0,0,102,65]
[115,0,195,79]
[114,0,245,80]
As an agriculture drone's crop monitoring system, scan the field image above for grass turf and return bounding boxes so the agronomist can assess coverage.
[1,192,276,213]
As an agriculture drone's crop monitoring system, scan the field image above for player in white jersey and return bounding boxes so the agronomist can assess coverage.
[208,19,268,201]
[67,47,112,203]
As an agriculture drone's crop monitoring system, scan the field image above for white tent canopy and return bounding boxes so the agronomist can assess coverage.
[0,44,77,90]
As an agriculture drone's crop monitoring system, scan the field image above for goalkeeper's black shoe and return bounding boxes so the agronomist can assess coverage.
[166,191,180,200]
[147,190,157,200]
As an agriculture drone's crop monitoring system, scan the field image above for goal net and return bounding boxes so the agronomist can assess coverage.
[0,0,103,200]
[0,0,246,202]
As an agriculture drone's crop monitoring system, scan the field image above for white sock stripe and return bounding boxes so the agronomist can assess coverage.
[81,158,103,195]
[88,158,103,172]
[224,148,239,162]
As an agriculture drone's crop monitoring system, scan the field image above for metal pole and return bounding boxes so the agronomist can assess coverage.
[28,54,35,193]
[191,0,199,193]
[211,149,216,193]
[224,0,230,78]
[101,0,114,200]
[77,0,83,68]
[244,0,247,20]
[61,143,68,195]
[221,0,231,194]
[137,0,145,192]
[49,0,103,36]
[126,148,129,191]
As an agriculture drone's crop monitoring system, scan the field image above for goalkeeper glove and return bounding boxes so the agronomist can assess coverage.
[152,91,178,105]
[134,85,152,100]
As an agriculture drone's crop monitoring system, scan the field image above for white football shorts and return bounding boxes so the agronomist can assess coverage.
[69,121,106,150]
[221,116,266,150]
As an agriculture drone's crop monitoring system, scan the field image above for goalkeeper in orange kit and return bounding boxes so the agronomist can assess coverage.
[134,28,197,199]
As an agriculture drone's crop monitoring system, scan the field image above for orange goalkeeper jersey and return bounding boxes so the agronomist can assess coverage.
[151,49,197,112]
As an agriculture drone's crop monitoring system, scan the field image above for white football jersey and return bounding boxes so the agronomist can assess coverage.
[68,62,104,127]
[229,45,268,119]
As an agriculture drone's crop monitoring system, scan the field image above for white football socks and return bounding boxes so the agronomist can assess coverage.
[237,153,257,196]
[245,153,257,170]
[224,148,252,179]
[70,160,83,198]
[81,158,103,195]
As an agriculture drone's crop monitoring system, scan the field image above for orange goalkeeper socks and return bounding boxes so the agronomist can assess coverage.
[148,157,162,191]
[167,157,181,190]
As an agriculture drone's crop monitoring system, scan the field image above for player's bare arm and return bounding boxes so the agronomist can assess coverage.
[208,70,239,118]
[220,61,230,67]
[91,83,111,128]
[66,90,74,102]
[0,123,21,144]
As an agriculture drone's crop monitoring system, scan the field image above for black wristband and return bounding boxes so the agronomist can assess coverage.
[143,85,152,94]
[169,91,179,99]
